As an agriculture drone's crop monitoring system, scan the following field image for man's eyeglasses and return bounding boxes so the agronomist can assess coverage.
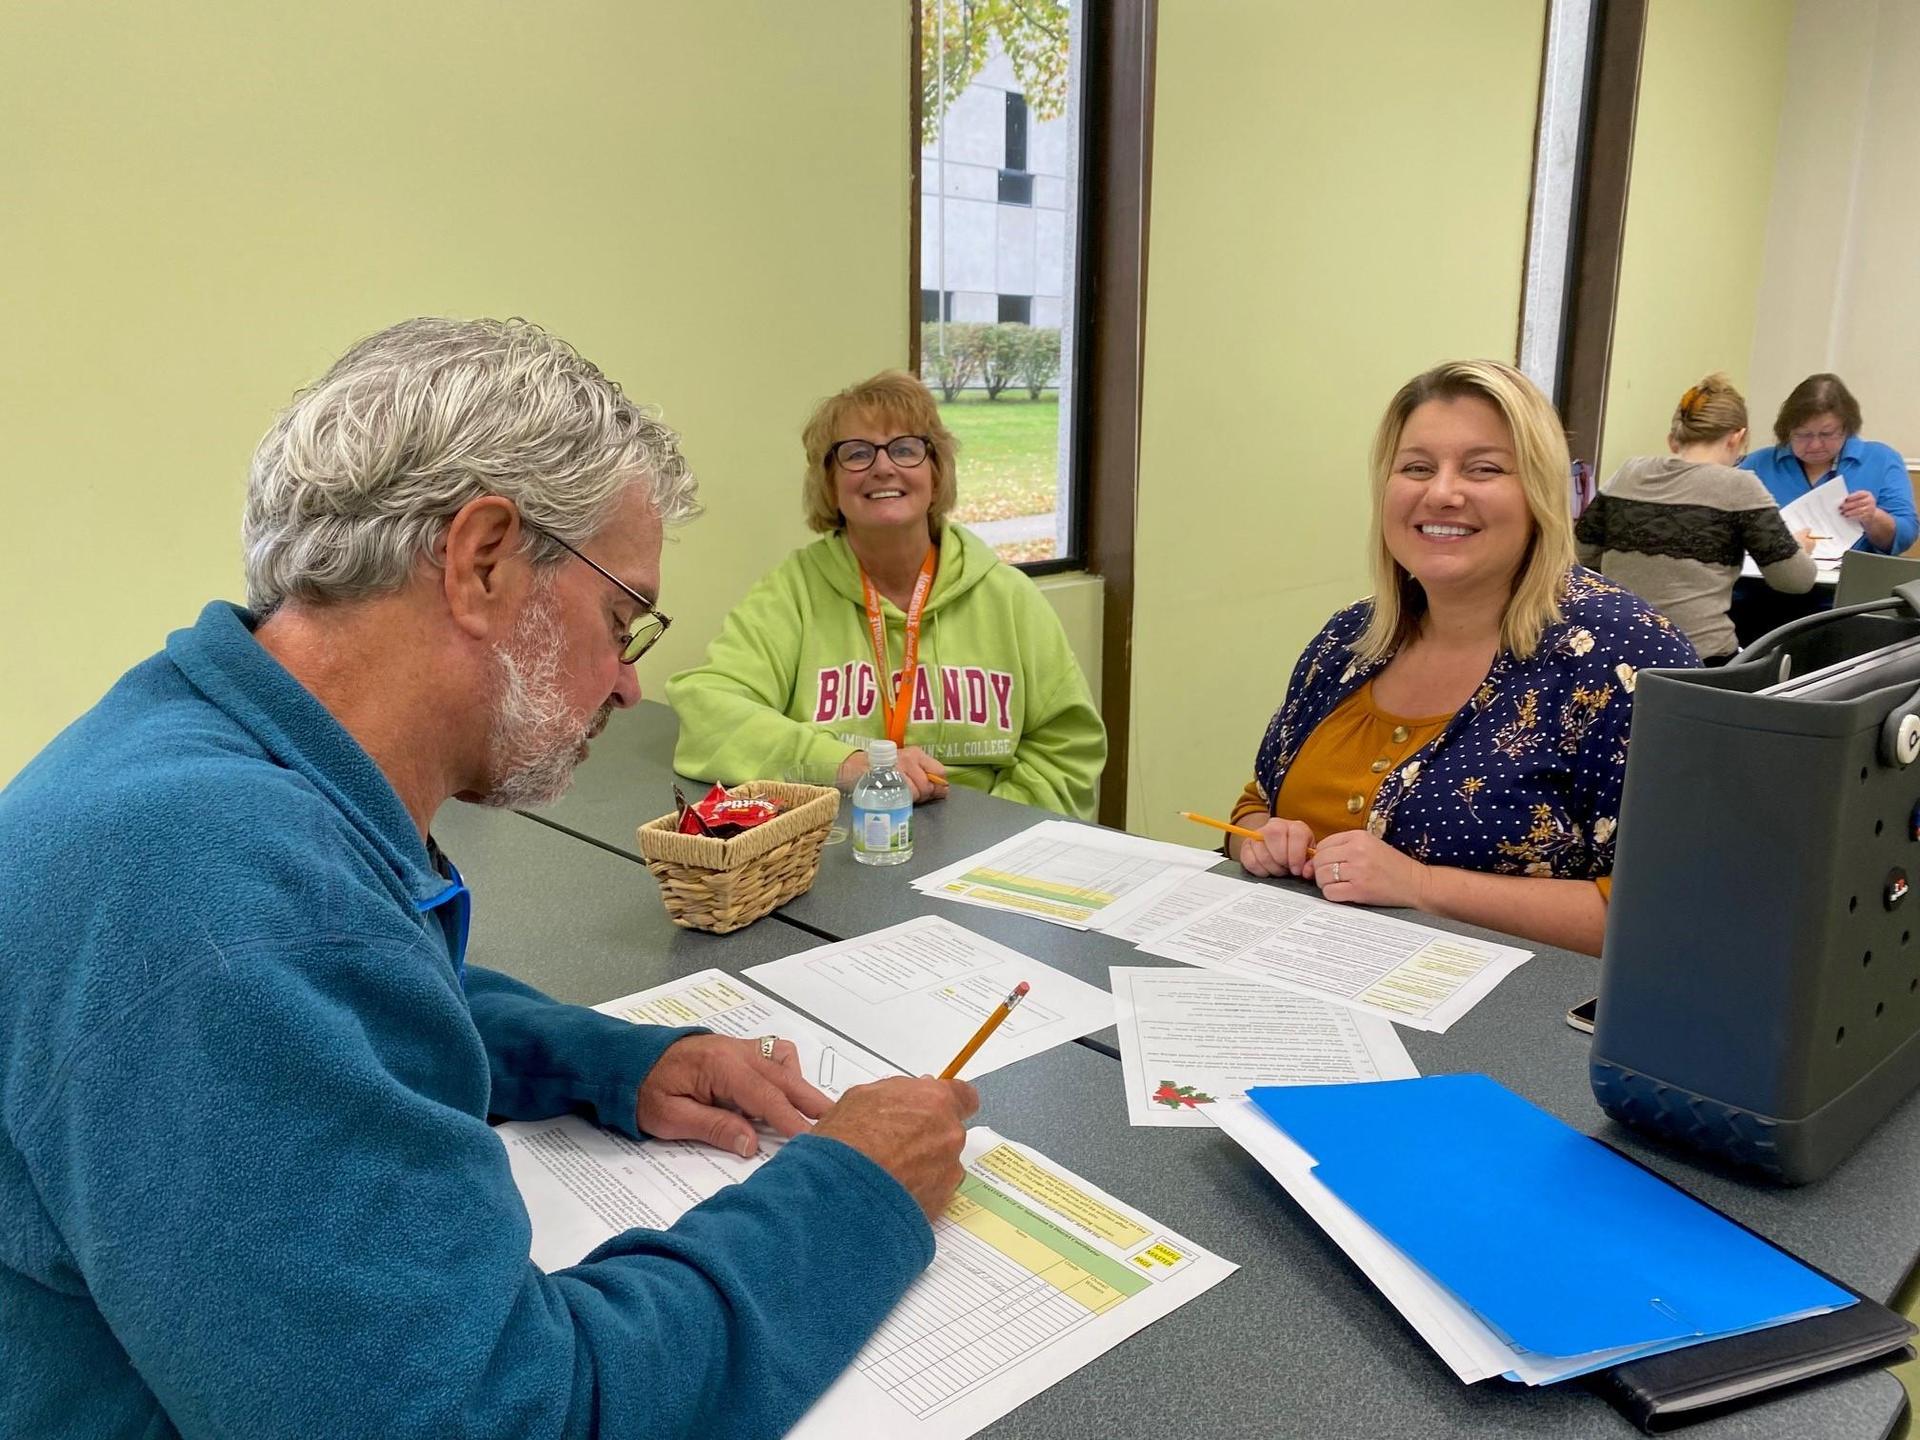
[827,435,931,472]
[522,521,671,664]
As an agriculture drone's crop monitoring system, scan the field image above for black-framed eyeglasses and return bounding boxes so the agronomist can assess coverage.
[522,521,672,664]
[827,435,931,472]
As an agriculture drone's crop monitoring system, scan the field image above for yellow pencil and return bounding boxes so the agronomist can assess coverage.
[1178,811,1264,842]
[940,981,1029,1079]
[1181,809,1317,858]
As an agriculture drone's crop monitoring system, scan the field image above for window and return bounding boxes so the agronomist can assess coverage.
[1004,91,1028,171]
[917,2,1086,568]
[998,91,1033,205]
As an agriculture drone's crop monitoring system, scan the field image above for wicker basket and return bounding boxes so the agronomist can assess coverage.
[636,782,840,933]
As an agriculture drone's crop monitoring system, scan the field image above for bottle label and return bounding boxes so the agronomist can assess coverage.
[852,803,913,855]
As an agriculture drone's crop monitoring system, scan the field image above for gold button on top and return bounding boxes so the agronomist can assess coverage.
[1346,793,1365,814]
[1390,724,1411,744]
[1370,758,1390,774]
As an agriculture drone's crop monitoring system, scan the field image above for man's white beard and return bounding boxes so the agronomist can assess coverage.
[481,587,608,809]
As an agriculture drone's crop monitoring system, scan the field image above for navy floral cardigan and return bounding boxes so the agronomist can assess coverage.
[1251,569,1700,880]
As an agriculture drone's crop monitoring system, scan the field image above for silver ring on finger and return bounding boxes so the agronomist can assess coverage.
[758,1035,778,1060]
[1331,861,1343,883]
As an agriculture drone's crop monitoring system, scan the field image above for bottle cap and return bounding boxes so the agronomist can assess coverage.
[867,738,898,770]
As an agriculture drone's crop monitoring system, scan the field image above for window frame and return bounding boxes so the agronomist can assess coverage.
[911,0,1155,826]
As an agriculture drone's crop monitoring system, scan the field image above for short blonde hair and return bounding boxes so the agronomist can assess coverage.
[800,371,958,535]
[1669,372,1747,447]
[1354,359,1576,664]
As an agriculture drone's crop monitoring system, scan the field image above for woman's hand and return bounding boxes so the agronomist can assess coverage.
[1308,829,1429,909]
[836,745,950,802]
[1794,528,1817,554]
[1232,817,1316,878]
[1839,489,1897,551]
[896,747,949,802]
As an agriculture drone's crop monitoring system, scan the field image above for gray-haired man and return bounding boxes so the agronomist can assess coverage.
[0,318,975,1439]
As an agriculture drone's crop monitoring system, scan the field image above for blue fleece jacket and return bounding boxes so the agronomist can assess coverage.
[0,602,931,1439]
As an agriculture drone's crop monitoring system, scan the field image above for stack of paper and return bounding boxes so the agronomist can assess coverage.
[1116,873,1533,1034]
[910,825,1534,1035]
[1779,475,1864,561]
[500,971,1236,1438]
[742,915,1115,1079]
[911,819,1218,930]
[1210,1074,1854,1385]
[1110,966,1417,1128]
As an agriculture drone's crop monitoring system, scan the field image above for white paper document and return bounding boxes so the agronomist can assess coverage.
[1132,883,1532,1033]
[1739,552,1841,583]
[1111,966,1417,1127]
[911,819,1219,930]
[1093,869,1253,943]
[791,1132,1236,1438]
[1206,1097,1508,1382]
[505,1105,1235,1438]
[1778,475,1863,560]
[594,968,898,1094]
[743,915,1114,1078]
[505,971,901,1271]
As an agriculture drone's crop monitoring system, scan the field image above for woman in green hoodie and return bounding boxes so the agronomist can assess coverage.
[668,371,1106,819]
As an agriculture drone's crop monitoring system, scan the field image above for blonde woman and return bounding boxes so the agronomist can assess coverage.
[1227,360,1698,955]
[669,371,1105,818]
[1575,374,1815,663]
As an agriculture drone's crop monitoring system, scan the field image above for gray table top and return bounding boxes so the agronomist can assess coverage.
[969,1024,1904,1440]
[431,798,820,1004]
[517,701,685,864]
[476,707,1915,1438]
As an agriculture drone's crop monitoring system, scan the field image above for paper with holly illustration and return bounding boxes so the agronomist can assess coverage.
[1112,966,1417,1127]
[1150,1079,1217,1112]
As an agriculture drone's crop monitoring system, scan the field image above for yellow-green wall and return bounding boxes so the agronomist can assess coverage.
[1126,0,1546,842]
[0,2,909,780]
[1597,0,1795,479]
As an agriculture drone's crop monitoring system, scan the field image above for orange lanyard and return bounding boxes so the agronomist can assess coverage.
[859,548,937,746]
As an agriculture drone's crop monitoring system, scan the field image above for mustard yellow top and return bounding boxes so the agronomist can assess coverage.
[1273,683,1448,840]
[1230,681,1614,901]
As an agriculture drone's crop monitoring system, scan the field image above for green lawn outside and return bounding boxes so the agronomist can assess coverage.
[940,393,1060,527]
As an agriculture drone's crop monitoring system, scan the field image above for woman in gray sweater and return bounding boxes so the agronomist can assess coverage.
[1575,373,1815,662]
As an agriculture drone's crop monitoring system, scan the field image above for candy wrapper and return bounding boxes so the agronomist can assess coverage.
[674,783,784,839]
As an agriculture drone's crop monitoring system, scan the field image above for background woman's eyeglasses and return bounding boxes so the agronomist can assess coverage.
[827,435,931,472]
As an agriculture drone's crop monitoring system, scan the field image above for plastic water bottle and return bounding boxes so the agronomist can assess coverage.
[851,738,913,866]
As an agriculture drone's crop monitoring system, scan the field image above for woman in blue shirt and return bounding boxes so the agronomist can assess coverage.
[1739,372,1914,554]
[1730,373,1914,643]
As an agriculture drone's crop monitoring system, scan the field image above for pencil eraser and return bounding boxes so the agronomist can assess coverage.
[1014,981,1030,996]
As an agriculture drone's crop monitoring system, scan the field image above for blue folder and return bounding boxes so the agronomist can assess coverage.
[1247,1074,1853,1362]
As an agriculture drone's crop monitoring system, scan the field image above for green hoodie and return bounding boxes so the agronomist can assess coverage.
[667,524,1106,819]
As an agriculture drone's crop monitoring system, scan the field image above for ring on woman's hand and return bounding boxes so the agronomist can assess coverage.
[1331,861,1343,883]
[758,1035,778,1060]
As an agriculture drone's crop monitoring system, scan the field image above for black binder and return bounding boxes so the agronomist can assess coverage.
[1585,1279,1913,1432]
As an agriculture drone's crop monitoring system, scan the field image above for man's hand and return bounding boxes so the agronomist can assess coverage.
[1230,816,1316,877]
[636,1034,830,1159]
[836,745,950,803]
[811,1076,979,1220]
